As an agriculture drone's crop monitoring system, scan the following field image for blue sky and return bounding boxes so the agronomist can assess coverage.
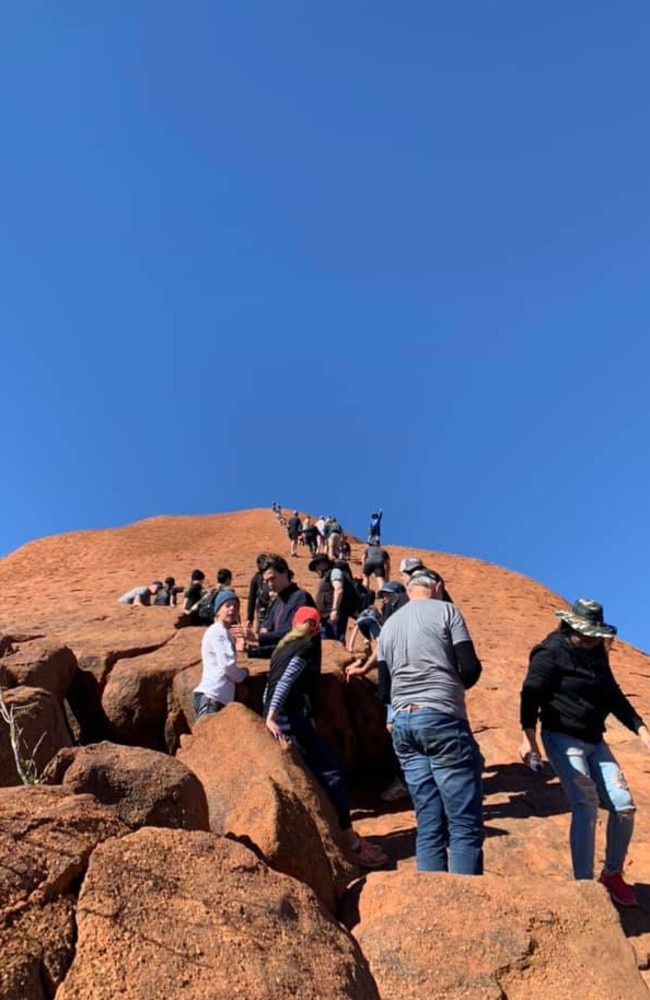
[2,2,649,649]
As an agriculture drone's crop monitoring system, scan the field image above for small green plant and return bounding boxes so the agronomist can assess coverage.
[0,684,44,785]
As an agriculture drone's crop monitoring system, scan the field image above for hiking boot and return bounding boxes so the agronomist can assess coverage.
[380,778,409,802]
[599,870,638,907]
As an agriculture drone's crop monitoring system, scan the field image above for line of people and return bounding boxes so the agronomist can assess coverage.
[119,507,650,902]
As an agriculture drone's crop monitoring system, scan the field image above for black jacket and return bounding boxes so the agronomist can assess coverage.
[254,583,316,654]
[520,629,644,743]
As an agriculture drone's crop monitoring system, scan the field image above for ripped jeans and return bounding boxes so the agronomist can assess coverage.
[542,729,635,880]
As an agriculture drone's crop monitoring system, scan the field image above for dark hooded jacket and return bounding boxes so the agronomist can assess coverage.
[520,628,644,743]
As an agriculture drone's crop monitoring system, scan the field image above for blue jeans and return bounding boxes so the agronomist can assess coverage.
[321,616,348,644]
[193,693,225,719]
[542,729,635,880]
[286,714,352,832]
[392,709,484,874]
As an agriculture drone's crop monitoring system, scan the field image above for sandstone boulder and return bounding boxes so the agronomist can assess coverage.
[0,785,126,1000]
[351,870,648,1000]
[42,740,209,831]
[0,637,78,702]
[57,827,380,1000]
[0,686,73,786]
[177,702,355,911]
[101,630,200,749]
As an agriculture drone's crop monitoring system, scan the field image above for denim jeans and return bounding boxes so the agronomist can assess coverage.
[542,729,635,880]
[321,616,348,644]
[286,713,352,831]
[193,693,225,719]
[392,708,484,874]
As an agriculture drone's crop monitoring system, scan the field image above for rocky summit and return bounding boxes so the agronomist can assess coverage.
[1,507,649,999]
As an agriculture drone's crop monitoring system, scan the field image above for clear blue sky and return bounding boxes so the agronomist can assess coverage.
[2,2,649,649]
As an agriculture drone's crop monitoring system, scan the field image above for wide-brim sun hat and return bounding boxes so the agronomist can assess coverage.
[309,555,333,572]
[554,598,617,638]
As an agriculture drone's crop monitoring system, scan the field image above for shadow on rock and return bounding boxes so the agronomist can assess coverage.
[483,762,569,820]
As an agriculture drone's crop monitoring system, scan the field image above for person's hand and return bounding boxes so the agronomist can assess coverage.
[230,624,246,640]
[345,660,367,681]
[234,636,246,653]
[259,627,268,635]
[331,610,339,623]
[265,717,287,742]
[519,733,541,763]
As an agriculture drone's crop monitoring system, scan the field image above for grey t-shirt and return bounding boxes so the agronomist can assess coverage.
[377,599,471,720]
[118,586,151,605]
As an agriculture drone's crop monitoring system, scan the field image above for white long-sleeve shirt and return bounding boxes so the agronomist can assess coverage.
[195,622,247,704]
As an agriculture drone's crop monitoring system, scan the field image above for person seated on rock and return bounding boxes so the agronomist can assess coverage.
[174,570,208,628]
[153,576,181,607]
[117,581,163,606]
[338,534,352,560]
[246,553,272,633]
[215,568,234,592]
[193,590,249,719]
[263,606,388,870]
[520,598,650,908]
[183,570,206,612]
[246,554,316,658]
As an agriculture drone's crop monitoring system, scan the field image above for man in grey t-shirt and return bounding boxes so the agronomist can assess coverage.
[377,572,484,875]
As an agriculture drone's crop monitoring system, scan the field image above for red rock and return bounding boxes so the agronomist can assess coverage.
[352,870,648,999]
[0,785,126,1000]
[0,637,77,701]
[177,702,355,911]
[56,828,380,1000]
[41,740,209,831]
[0,686,73,786]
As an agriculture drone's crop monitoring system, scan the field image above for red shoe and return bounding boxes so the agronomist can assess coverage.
[599,870,638,907]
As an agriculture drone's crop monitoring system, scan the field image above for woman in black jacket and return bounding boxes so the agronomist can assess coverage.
[520,598,650,906]
[263,605,388,870]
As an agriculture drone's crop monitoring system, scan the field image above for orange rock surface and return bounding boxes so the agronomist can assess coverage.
[1,506,650,996]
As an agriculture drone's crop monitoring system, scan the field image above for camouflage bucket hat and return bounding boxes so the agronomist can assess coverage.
[554,598,617,638]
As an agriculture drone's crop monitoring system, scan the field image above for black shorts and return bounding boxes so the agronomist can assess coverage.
[362,560,386,578]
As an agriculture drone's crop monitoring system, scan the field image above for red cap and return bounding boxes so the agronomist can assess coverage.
[293,606,321,629]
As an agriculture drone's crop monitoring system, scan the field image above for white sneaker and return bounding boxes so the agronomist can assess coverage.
[380,778,409,802]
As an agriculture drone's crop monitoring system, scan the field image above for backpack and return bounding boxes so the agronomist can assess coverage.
[196,588,218,625]
[349,579,374,618]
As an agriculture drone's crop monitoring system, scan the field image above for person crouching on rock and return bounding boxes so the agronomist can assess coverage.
[520,598,650,907]
[263,606,388,870]
[193,590,249,720]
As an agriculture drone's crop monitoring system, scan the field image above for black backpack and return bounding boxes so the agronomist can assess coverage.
[196,588,218,625]
[350,579,374,618]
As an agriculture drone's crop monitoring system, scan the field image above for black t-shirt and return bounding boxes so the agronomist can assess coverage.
[184,582,204,610]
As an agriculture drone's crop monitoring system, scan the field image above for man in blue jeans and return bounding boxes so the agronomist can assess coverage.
[377,571,484,874]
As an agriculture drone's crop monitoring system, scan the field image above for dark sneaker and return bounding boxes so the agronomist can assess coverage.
[599,870,638,907]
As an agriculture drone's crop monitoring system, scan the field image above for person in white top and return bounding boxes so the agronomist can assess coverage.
[193,589,249,719]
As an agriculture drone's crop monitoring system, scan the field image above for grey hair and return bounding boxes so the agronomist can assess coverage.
[407,572,439,592]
